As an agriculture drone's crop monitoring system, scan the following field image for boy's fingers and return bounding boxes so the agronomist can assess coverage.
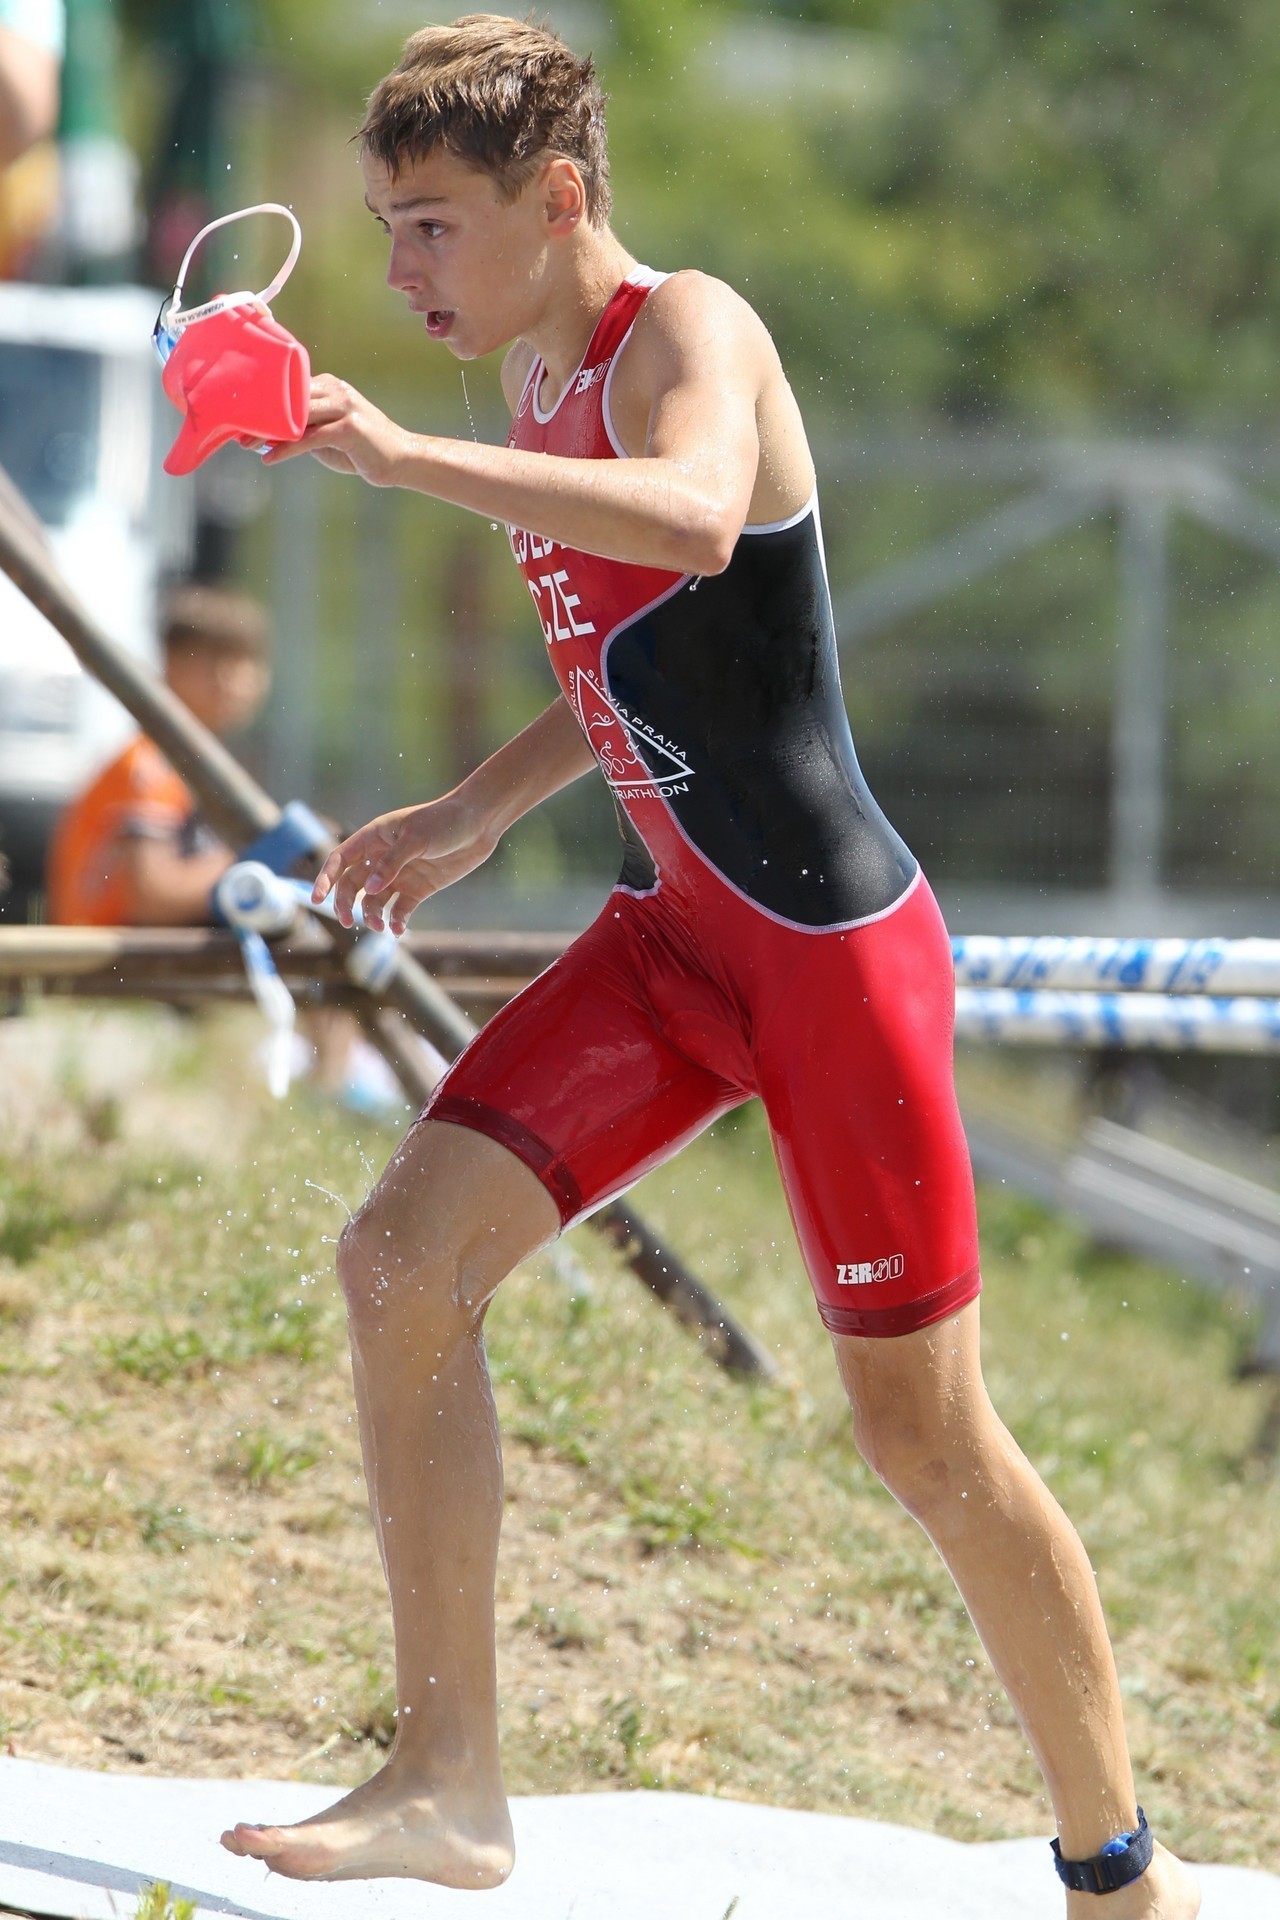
[264,420,356,470]
[333,857,377,926]
[329,866,358,918]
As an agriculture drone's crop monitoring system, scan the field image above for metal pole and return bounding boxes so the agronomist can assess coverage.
[830,484,1102,646]
[0,472,277,847]
[1111,489,1169,900]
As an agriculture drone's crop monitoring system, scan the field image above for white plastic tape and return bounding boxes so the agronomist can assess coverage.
[236,928,297,1098]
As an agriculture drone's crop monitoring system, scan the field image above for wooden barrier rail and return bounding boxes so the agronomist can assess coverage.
[0,925,567,992]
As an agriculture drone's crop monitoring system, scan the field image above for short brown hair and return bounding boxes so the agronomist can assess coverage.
[358,14,611,225]
[162,584,269,661]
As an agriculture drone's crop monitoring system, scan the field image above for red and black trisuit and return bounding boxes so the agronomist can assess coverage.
[423,269,981,1338]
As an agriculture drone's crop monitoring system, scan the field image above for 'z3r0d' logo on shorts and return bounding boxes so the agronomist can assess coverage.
[836,1255,905,1286]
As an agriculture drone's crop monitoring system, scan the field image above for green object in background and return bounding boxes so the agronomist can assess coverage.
[59,0,120,141]
[135,0,253,295]
[56,0,140,282]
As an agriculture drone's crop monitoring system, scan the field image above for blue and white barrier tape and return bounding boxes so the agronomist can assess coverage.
[235,926,297,1097]
[217,862,1280,1063]
[955,987,1280,1054]
[951,935,1280,997]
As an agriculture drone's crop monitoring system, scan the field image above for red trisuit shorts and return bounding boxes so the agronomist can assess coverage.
[420,864,980,1340]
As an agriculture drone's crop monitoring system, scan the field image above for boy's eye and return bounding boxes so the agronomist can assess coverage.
[419,221,446,239]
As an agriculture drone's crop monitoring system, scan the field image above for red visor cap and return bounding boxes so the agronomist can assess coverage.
[162,303,311,476]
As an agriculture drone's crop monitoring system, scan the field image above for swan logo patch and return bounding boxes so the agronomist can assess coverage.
[569,665,695,801]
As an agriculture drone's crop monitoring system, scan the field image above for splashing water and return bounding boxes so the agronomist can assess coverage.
[304,1177,354,1221]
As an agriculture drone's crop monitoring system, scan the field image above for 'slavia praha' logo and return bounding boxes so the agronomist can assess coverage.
[836,1254,905,1286]
[570,666,695,801]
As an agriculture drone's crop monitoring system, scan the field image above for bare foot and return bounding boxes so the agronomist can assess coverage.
[219,1761,514,1887]
[1065,1841,1201,1919]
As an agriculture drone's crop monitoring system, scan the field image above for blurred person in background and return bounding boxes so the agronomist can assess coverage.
[46,581,433,1112]
[47,582,268,926]
[0,0,62,278]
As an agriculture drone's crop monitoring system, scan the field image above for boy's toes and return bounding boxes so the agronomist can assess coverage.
[220,1824,271,1858]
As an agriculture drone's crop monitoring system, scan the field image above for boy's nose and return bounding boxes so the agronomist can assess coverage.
[386,240,422,294]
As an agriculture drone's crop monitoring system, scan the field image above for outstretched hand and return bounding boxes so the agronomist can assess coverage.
[311,796,501,936]
[263,374,410,486]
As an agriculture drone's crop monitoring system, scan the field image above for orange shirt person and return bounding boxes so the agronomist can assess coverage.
[47,585,269,926]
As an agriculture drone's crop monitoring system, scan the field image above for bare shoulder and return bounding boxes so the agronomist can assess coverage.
[618,269,814,520]
[500,339,538,415]
[630,270,776,376]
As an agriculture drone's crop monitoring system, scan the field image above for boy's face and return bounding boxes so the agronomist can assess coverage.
[361,146,574,359]
[165,644,269,739]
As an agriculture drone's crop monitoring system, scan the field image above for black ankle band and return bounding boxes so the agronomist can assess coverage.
[1051,1808,1153,1893]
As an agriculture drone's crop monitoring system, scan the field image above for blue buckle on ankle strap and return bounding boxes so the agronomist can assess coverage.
[1051,1808,1153,1893]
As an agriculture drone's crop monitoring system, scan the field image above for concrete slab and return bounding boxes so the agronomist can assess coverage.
[0,1758,1275,1920]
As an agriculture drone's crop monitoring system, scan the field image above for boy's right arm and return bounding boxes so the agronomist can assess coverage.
[313,695,595,933]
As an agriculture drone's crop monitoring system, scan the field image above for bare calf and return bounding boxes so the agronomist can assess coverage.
[220,1119,559,1884]
[835,1307,1200,1920]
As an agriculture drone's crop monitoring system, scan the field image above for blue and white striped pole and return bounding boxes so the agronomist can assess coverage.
[217,876,1280,1061]
[954,986,1280,1054]
[949,936,1280,1052]
[951,934,1280,997]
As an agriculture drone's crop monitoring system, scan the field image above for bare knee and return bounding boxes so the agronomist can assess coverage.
[849,1382,1011,1529]
[833,1305,1011,1523]
[335,1197,485,1350]
[853,1401,940,1514]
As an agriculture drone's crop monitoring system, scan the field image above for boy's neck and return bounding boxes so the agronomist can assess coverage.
[522,224,639,399]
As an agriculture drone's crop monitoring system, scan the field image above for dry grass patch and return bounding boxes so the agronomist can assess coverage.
[0,1002,1277,1877]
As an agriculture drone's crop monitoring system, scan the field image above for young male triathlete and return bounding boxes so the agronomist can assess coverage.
[221,18,1200,1915]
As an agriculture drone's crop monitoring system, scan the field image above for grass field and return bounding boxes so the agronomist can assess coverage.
[1,1002,1277,1875]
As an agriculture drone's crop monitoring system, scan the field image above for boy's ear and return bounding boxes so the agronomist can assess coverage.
[542,156,587,235]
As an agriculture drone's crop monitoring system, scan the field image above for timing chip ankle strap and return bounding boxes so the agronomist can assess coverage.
[1051,1809,1154,1893]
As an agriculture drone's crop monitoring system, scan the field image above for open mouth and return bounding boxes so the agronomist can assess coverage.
[424,309,455,337]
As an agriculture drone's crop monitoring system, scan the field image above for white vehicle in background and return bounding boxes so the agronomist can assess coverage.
[0,282,193,916]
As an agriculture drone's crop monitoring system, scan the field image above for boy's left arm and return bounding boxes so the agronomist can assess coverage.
[265,275,766,577]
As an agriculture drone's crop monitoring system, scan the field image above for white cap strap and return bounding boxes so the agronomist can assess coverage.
[170,202,302,322]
